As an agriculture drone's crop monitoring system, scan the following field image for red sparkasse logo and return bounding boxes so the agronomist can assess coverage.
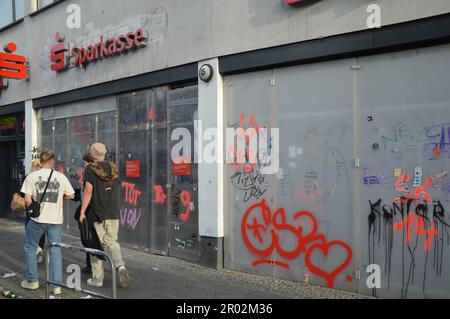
[0,42,28,80]
[50,28,147,72]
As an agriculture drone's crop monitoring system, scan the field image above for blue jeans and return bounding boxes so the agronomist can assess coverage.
[24,220,62,285]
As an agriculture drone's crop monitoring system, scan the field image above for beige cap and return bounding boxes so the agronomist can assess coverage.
[89,143,107,162]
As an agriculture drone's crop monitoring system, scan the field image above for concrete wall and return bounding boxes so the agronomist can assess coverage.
[1,0,450,105]
[223,43,450,298]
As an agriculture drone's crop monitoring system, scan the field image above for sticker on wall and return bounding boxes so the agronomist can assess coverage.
[173,163,192,176]
[288,146,303,168]
[126,160,141,178]
[364,176,380,185]
[394,168,402,178]
[413,167,423,187]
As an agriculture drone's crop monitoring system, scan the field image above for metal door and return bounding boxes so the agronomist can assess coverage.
[65,115,96,236]
[223,60,357,292]
[167,86,199,262]
[150,87,170,255]
[117,90,152,250]
[358,45,450,298]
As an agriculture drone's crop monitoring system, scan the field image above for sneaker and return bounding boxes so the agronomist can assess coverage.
[87,278,103,288]
[117,266,130,288]
[21,280,39,290]
[52,287,62,295]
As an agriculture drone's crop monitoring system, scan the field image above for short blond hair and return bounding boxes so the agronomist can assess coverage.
[39,149,55,164]
[32,159,41,169]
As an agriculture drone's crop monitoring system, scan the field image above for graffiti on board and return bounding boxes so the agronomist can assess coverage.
[368,171,450,298]
[242,199,353,288]
[120,182,143,231]
[423,123,450,160]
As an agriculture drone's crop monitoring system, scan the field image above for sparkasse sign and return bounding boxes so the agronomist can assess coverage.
[0,42,28,80]
[0,42,28,92]
[50,28,147,72]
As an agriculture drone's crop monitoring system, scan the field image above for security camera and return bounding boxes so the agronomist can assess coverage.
[199,64,213,82]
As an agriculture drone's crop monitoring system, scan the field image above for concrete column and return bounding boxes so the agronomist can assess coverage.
[197,58,224,268]
[24,99,37,173]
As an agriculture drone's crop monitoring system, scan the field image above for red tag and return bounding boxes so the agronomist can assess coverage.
[126,160,141,178]
[173,163,191,176]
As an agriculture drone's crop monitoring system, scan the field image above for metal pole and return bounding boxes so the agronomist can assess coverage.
[45,247,50,299]
[104,253,117,299]
[45,243,117,299]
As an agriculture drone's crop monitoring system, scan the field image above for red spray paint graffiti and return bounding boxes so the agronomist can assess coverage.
[394,214,439,252]
[241,199,353,288]
[230,147,257,173]
[394,174,438,251]
[154,186,192,221]
[395,175,433,205]
[122,182,142,206]
[180,191,191,221]
[153,185,167,204]
[148,107,157,122]
[229,113,262,173]
[305,241,353,288]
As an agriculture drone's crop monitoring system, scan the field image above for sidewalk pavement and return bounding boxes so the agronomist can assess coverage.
[0,218,372,299]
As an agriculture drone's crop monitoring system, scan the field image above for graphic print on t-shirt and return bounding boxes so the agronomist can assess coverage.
[34,175,61,203]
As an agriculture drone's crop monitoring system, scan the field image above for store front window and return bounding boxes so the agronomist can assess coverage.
[0,0,25,29]
[36,0,60,10]
[0,112,25,218]
[39,109,117,236]
[0,115,17,137]
[36,85,199,259]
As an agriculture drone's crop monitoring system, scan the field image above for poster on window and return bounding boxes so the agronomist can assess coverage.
[126,160,141,178]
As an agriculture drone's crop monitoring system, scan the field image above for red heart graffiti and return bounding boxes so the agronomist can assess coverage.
[305,241,353,288]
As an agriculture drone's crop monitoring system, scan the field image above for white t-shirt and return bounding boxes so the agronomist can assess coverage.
[21,168,75,225]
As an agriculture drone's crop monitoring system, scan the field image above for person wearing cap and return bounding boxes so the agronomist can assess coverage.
[79,143,130,288]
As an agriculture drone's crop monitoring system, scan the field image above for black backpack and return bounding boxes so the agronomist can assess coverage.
[74,205,105,260]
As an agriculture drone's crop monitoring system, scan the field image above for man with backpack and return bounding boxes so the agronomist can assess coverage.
[78,143,130,288]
